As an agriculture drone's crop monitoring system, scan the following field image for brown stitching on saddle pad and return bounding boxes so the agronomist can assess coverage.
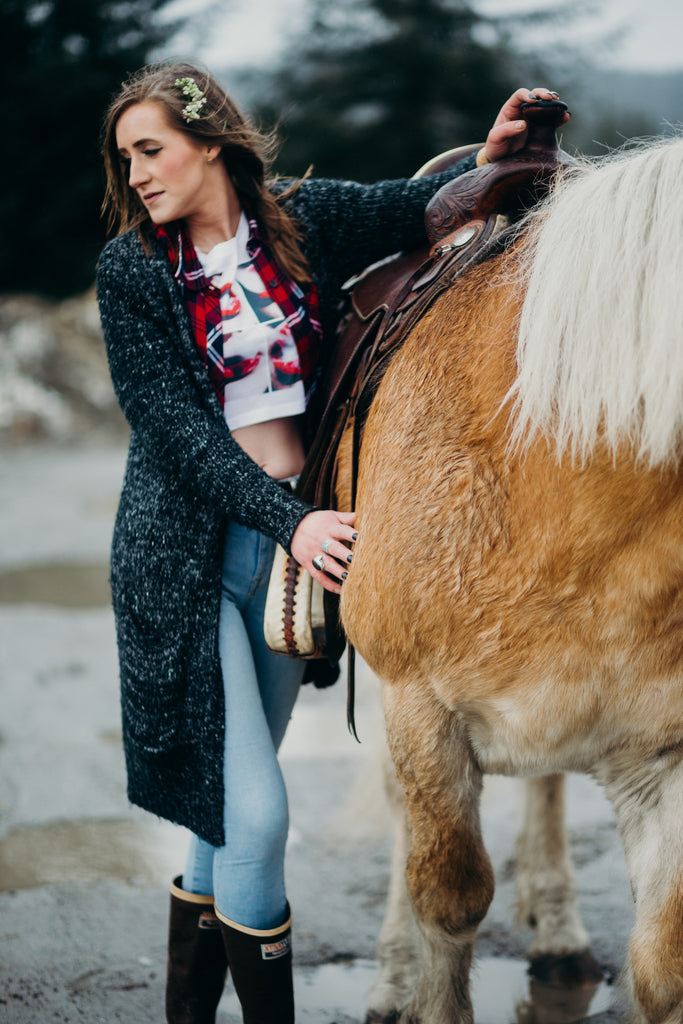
[283,557,301,656]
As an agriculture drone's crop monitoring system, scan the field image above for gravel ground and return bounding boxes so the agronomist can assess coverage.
[0,443,632,1023]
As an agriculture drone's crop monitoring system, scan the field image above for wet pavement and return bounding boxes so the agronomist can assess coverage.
[0,561,110,608]
[0,443,630,1022]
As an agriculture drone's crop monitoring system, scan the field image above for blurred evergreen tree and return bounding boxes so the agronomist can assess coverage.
[0,0,180,297]
[244,0,582,181]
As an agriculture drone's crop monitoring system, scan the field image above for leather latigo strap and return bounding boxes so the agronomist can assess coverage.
[293,210,507,732]
[294,101,574,726]
[299,100,576,514]
[299,209,507,513]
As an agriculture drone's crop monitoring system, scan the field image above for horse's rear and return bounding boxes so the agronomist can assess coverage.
[340,138,683,1024]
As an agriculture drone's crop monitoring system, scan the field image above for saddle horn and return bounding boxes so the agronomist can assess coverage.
[425,98,577,245]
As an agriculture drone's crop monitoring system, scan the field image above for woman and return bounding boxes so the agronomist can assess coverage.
[97,62,568,1024]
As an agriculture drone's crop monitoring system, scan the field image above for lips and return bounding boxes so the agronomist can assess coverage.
[271,359,301,387]
[143,191,164,204]
[224,354,261,381]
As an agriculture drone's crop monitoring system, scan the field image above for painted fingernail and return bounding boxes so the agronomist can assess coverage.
[352,531,358,541]
[515,121,526,129]
[527,92,537,100]
[550,91,559,97]
[341,571,348,580]
[347,553,353,564]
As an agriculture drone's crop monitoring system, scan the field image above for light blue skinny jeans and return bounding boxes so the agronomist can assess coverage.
[182,520,305,930]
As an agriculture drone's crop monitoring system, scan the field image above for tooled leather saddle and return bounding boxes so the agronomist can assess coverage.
[295,101,576,727]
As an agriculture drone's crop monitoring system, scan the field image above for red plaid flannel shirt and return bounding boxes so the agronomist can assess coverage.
[153,206,322,409]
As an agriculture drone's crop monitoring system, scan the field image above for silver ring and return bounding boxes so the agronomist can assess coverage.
[322,538,333,554]
[312,554,325,572]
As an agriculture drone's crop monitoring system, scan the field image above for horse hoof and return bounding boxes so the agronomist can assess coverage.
[528,949,605,987]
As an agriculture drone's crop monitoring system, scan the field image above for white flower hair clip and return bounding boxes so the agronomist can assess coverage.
[175,77,207,122]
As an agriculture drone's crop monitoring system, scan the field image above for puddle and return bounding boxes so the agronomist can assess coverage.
[0,561,111,608]
[0,818,187,890]
[219,959,378,1022]
[471,956,613,1023]
[99,727,124,746]
[298,960,377,1020]
[218,956,613,1023]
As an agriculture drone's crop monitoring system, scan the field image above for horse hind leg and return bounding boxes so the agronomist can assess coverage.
[515,774,603,986]
[598,748,683,1024]
[365,756,420,1024]
[383,684,495,1024]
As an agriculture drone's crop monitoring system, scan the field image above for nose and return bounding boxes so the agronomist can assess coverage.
[128,154,149,190]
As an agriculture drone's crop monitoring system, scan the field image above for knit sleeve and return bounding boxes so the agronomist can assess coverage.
[289,153,478,292]
[96,237,315,551]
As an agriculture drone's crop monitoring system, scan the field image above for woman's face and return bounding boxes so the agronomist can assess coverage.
[115,101,219,225]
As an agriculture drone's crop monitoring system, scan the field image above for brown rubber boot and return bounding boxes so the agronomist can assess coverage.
[217,906,294,1024]
[166,876,229,1024]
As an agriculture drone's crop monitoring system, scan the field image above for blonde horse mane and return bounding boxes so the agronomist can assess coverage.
[506,135,683,468]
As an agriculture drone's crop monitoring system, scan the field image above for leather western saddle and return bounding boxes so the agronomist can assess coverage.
[295,100,576,721]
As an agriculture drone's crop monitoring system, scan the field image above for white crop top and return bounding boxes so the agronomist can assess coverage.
[196,213,306,431]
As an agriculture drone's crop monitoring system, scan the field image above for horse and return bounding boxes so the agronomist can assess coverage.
[336,135,683,1024]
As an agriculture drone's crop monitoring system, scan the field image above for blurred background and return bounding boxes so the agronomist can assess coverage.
[1,0,681,443]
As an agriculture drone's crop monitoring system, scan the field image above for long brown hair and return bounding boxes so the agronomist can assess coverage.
[101,61,311,284]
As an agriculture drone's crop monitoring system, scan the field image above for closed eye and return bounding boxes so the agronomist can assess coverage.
[118,146,161,168]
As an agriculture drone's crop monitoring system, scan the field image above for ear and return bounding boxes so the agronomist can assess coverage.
[206,144,222,164]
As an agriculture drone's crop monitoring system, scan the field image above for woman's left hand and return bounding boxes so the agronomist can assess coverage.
[484,87,570,163]
[290,509,357,595]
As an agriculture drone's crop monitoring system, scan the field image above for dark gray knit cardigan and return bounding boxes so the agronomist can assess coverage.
[96,160,476,845]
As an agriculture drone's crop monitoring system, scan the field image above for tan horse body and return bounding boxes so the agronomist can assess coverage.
[338,138,683,1024]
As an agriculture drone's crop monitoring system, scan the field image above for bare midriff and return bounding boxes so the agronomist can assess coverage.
[231,416,306,480]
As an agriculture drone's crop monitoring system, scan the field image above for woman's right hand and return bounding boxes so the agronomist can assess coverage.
[290,510,357,595]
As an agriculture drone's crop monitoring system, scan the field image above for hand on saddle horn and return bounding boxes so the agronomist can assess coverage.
[291,509,357,595]
[481,87,570,164]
